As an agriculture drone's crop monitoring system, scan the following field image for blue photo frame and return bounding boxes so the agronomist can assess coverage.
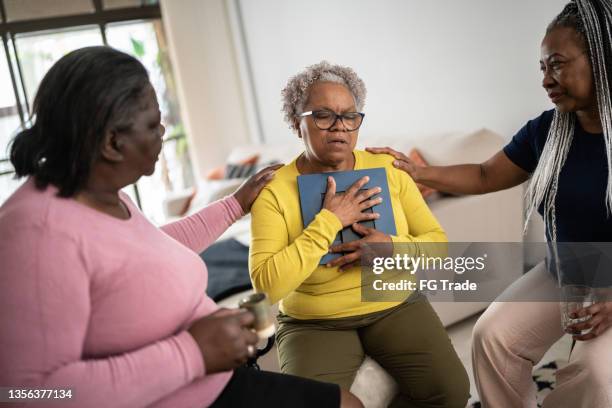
[297,168,396,264]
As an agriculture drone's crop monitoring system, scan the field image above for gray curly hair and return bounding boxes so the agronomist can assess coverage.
[281,61,367,130]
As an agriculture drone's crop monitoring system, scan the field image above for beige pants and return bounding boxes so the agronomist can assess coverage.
[472,261,612,407]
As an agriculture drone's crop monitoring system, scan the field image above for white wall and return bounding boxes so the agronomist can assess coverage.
[238,0,567,144]
[160,0,568,174]
[160,0,251,180]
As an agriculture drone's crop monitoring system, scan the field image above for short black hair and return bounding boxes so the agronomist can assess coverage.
[9,46,150,197]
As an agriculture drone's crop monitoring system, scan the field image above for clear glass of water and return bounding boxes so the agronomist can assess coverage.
[560,284,594,335]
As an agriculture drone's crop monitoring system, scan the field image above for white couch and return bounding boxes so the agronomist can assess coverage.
[165,128,525,407]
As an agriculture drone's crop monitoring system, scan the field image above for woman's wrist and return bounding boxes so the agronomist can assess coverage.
[178,330,206,378]
[231,191,248,213]
[319,208,344,231]
[412,165,427,183]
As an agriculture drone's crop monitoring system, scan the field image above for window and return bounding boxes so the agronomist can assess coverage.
[0,36,23,203]
[16,26,104,103]
[0,0,193,223]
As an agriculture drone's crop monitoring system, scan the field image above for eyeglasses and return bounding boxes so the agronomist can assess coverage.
[299,109,365,131]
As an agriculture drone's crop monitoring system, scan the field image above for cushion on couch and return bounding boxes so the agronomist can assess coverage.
[205,154,260,180]
[356,128,505,166]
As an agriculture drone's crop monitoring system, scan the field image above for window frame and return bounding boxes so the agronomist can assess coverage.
[0,0,163,209]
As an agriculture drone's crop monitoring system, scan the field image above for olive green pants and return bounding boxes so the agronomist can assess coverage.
[276,295,469,408]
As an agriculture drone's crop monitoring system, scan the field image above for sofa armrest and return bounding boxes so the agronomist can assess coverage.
[429,186,523,242]
[162,189,194,218]
[426,188,524,326]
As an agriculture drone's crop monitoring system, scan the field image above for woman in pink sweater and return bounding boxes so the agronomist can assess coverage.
[0,46,364,408]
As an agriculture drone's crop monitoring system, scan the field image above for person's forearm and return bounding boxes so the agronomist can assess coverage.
[161,196,244,253]
[415,164,489,195]
[250,209,342,304]
[1,327,204,408]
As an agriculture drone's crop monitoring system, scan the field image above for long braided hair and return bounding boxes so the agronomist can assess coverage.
[524,0,612,242]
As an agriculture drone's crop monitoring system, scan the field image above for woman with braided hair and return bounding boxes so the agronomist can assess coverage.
[368,1,612,406]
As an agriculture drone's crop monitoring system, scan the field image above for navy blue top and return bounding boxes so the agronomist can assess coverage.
[503,109,611,242]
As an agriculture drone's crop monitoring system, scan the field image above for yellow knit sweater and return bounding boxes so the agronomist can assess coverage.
[248,150,447,319]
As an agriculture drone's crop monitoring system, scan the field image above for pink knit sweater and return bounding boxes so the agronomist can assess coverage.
[0,178,245,407]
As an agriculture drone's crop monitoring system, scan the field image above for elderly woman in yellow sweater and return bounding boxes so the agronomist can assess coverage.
[249,61,468,408]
